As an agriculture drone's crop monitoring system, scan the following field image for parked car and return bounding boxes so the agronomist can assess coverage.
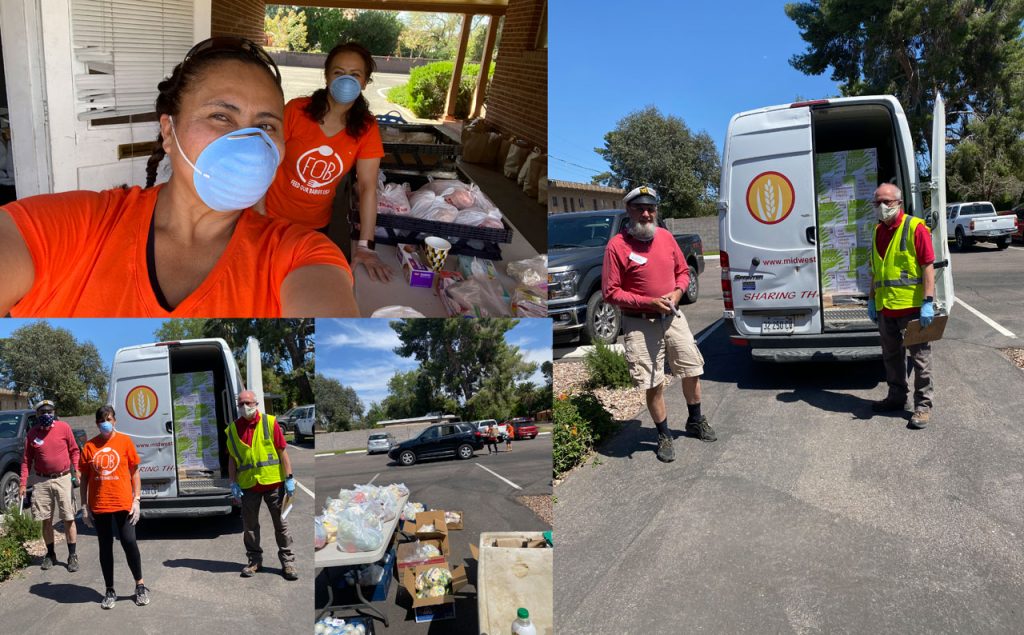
[947,201,1016,250]
[278,407,297,433]
[548,209,704,344]
[471,419,508,441]
[367,432,396,455]
[1,409,87,511]
[387,423,483,466]
[509,419,538,440]
[289,404,317,443]
[1000,205,1024,243]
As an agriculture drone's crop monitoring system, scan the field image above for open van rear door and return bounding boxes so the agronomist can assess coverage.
[113,345,176,498]
[245,337,264,410]
[929,93,954,314]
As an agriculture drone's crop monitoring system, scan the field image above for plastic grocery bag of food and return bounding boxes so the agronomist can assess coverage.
[314,515,328,550]
[335,506,384,553]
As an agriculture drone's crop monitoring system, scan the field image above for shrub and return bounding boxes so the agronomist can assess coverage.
[584,342,632,389]
[2,505,41,545]
[552,392,617,478]
[386,84,411,108]
[0,535,29,582]
[398,61,495,119]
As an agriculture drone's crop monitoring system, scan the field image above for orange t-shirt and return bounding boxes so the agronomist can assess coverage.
[265,96,385,229]
[80,431,140,514]
[4,184,351,317]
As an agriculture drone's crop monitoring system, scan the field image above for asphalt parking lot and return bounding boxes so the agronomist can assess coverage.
[0,438,316,634]
[554,246,1024,634]
[314,435,552,634]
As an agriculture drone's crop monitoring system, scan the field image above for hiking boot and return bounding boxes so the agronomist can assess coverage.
[241,561,261,577]
[134,584,150,606]
[656,434,675,463]
[871,396,906,412]
[281,563,298,581]
[40,555,54,571]
[100,588,116,610]
[909,410,930,430]
[67,553,79,573]
[685,415,718,442]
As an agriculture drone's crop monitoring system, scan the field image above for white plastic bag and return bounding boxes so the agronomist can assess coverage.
[334,506,384,553]
[378,182,411,215]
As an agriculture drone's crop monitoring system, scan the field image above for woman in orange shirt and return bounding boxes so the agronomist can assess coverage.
[263,42,394,283]
[80,406,147,610]
[0,37,358,317]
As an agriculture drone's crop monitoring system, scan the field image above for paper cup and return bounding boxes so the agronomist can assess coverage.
[423,236,452,272]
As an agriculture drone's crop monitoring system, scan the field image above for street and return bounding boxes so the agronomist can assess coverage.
[0,438,316,635]
[315,435,552,633]
[554,246,1024,634]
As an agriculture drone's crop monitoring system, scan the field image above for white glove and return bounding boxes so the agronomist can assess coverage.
[128,499,141,526]
[82,505,94,528]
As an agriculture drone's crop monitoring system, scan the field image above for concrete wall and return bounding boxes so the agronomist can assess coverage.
[483,0,546,149]
[316,423,435,453]
[665,216,720,254]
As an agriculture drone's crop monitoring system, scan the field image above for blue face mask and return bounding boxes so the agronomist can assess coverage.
[170,117,281,212]
[329,75,362,104]
[39,413,55,428]
[99,421,114,435]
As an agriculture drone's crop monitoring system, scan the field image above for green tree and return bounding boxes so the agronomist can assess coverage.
[364,401,387,427]
[264,7,309,52]
[350,11,403,56]
[594,106,721,218]
[153,319,208,342]
[947,104,1024,205]
[0,322,108,415]
[398,13,463,59]
[313,374,363,431]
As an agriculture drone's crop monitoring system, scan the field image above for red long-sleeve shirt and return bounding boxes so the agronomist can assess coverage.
[602,228,690,310]
[21,420,80,487]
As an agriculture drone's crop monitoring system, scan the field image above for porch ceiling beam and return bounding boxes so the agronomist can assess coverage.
[299,0,508,17]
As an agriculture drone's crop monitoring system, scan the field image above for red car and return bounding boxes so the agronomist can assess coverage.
[509,418,538,439]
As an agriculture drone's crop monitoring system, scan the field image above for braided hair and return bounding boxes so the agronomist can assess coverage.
[302,42,376,140]
[144,48,283,188]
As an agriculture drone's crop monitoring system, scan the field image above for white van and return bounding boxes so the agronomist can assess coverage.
[718,95,954,361]
[108,337,264,518]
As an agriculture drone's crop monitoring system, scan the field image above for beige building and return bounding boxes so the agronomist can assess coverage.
[548,179,625,213]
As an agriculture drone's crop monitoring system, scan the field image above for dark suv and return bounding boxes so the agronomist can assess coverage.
[387,423,484,466]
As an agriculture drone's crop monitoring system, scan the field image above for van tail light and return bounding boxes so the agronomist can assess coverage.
[720,251,734,311]
[790,99,829,108]
[732,338,749,347]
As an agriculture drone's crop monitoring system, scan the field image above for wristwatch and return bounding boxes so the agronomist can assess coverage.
[924,296,934,303]
[286,474,294,480]
[357,239,375,251]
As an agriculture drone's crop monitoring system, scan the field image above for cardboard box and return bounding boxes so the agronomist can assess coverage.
[402,561,468,612]
[443,510,464,530]
[396,536,449,570]
[414,603,456,623]
[396,243,435,288]
[409,511,449,541]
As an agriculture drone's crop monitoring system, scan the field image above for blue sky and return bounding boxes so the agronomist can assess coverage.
[549,0,840,183]
[315,318,552,409]
[0,319,169,371]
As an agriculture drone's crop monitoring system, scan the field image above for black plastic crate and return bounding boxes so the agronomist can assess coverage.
[379,124,459,171]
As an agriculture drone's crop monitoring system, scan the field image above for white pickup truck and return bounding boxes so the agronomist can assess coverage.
[947,201,1016,250]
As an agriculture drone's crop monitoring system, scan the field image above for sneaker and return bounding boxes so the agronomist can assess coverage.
[67,553,79,573]
[241,561,261,577]
[100,588,116,610]
[871,396,906,412]
[134,584,150,606]
[685,416,718,442]
[909,410,930,429]
[281,563,298,581]
[656,434,675,463]
[41,555,54,571]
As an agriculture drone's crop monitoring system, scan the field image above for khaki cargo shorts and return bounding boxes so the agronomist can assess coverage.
[622,312,705,390]
[31,473,76,522]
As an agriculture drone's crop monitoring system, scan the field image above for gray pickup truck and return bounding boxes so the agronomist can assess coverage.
[548,210,705,344]
[1,409,87,511]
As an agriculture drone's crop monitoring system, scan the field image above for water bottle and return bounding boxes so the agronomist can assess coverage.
[511,608,536,635]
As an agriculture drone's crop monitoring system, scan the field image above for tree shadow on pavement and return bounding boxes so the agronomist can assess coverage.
[161,558,244,574]
[29,582,102,604]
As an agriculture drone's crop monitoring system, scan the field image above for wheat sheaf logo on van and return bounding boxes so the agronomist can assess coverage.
[125,386,158,420]
[746,171,795,225]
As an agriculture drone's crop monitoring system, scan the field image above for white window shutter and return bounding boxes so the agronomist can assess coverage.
[70,0,193,120]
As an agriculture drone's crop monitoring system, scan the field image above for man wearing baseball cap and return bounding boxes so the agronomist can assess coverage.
[602,185,716,463]
[20,400,82,571]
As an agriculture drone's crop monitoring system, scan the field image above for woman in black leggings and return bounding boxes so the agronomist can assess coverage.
[79,406,148,609]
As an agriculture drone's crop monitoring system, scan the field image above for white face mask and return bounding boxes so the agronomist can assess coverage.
[875,202,900,222]
[243,405,258,419]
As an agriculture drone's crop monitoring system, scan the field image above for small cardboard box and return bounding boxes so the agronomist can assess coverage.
[396,536,449,570]
[396,243,435,288]
[409,510,449,541]
[402,561,468,612]
[443,510,464,530]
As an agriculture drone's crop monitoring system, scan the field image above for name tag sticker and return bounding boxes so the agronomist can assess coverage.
[32,437,44,447]
[629,252,648,265]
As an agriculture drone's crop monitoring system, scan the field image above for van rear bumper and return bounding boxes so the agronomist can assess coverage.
[140,494,234,518]
[730,328,882,362]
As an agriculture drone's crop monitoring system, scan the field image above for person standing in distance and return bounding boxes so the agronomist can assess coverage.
[867,183,936,429]
[602,186,716,463]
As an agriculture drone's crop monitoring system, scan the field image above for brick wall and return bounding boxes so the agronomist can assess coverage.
[484,0,546,150]
[211,0,266,43]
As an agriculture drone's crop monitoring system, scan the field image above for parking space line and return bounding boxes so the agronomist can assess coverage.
[696,318,724,346]
[957,298,1017,338]
[476,463,523,490]
[367,473,379,486]
[295,479,314,498]
[538,432,551,436]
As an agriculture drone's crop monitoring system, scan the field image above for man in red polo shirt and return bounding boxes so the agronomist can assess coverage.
[20,400,81,571]
[602,185,716,464]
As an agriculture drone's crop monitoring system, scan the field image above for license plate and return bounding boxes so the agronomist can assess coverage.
[761,316,795,335]
[139,486,160,498]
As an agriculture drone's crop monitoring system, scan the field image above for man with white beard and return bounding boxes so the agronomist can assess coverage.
[602,185,715,463]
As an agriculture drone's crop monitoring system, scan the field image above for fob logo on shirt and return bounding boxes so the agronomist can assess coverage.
[295,145,344,189]
[93,446,121,477]
[125,386,158,420]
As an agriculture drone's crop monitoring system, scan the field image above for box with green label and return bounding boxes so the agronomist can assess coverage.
[171,371,219,481]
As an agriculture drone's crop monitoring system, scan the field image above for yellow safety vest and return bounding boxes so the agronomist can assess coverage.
[226,413,283,489]
[872,214,927,311]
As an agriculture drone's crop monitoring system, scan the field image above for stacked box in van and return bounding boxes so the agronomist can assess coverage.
[815,148,878,307]
[172,371,219,489]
